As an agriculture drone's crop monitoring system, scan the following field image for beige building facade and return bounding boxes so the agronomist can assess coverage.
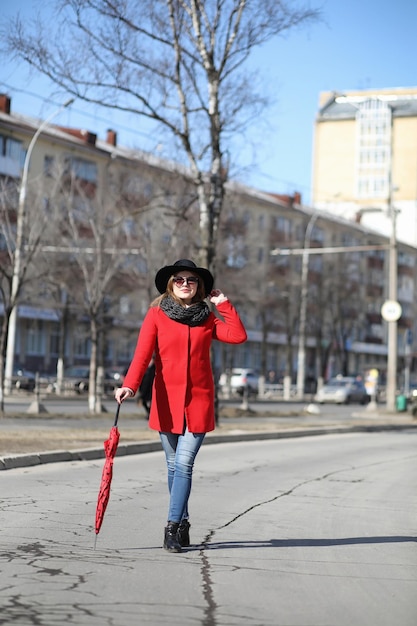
[312,87,417,247]
[1,93,417,392]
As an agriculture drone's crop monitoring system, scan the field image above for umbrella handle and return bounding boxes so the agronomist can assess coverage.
[114,403,121,427]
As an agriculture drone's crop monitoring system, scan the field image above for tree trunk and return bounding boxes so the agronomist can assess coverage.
[89,316,98,414]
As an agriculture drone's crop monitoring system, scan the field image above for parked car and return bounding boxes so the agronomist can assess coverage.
[219,368,259,396]
[62,366,122,394]
[314,376,370,405]
[12,367,36,391]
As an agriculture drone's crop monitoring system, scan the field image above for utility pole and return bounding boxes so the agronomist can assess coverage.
[296,213,319,400]
[382,106,399,413]
[385,204,399,411]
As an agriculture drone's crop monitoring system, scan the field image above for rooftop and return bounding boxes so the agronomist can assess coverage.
[317,87,417,121]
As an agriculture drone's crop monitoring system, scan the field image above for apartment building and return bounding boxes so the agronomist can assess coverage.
[312,87,417,247]
[0,94,200,375]
[1,94,416,389]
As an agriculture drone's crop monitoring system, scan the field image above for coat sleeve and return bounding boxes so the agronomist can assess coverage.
[123,309,157,394]
[212,300,247,344]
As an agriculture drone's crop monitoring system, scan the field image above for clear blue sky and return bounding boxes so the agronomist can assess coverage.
[1,0,416,205]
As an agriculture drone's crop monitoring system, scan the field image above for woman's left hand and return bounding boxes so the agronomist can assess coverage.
[209,289,228,305]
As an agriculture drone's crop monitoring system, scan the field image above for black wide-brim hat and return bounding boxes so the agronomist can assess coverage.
[155,259,214,296]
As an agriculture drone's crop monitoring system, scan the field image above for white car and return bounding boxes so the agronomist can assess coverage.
[219,368,259,396]
[314,376,370,405]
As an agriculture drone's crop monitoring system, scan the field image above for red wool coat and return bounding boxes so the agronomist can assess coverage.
[123,301,247,434]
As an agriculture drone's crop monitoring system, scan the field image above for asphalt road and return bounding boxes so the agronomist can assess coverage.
[1,430,416,625]
[1,393,374,417]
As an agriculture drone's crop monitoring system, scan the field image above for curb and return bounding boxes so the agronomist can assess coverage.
[1,421,416,471]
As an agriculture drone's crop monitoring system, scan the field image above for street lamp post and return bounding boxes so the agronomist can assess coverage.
[296,213,319,400]
[385,205,398,412]
[4,98,74,395]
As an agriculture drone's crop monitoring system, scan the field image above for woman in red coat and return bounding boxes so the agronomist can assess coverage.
[115,259,247,552]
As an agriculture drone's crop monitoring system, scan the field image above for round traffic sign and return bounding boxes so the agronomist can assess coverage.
[381,300,402,322]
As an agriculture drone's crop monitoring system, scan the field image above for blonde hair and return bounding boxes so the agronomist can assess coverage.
[151,273,206,308]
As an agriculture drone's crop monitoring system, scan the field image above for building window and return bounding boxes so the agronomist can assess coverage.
[114,337,135,361]
[122,217,136,238]
[26,320,46,356]
[0,135,25,176]
[226,233,247,268]
[309,255,322,272]
[0,135,25,165]
[49,329,60,356]
[66,156,98,183]
[355,98,391,199]
[44,155,54,176]
[398,252,415,268]
[368,268,384,287]
[74,332,90,358]
[311,226,325,244]
[275,216,292,240]
[119,296,130,315]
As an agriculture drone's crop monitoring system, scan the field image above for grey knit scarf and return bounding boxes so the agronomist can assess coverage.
[160,296,210,327]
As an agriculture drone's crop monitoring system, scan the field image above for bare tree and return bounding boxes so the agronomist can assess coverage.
[45,159,156,413]
[3,0,320,276]
[0,175,55,413]
[42,154,205,413]
[326,253,362,376]
[309,251,363,379]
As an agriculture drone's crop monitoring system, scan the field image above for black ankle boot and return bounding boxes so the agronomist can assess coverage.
[163,522,182,552]
[178,520,190,547]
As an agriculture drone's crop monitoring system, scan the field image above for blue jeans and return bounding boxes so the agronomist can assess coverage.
[159,428,205,523]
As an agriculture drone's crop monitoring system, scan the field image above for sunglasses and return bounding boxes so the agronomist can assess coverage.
[172,276,199,286]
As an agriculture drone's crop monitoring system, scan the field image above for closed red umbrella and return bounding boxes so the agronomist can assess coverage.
[94,404,121,547]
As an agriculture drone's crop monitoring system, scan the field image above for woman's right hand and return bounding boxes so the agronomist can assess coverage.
[115,387,134,404]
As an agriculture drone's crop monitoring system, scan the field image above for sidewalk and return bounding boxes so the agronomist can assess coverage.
[1,399,416,470]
